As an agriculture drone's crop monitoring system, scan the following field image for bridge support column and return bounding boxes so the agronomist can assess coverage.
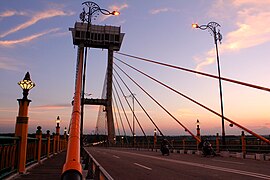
[106,47,115,145]
[15,98,31,173]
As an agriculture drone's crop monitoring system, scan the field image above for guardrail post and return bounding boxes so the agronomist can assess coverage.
[216,133,220,153]
[86,157,94,179]
[35,126,42,163]
[241,131,246,155]
[46,130,50,158]
[94,165,100,180]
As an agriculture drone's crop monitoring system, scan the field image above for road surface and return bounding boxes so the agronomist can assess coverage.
[85,147,270,180]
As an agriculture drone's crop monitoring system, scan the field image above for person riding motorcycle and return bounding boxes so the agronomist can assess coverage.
[201,138,216,156]
[160,139,170,155]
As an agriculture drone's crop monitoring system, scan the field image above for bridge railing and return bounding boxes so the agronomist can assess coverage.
[0,136,19,179]
[0,134,67,179]
[82,147,113,180]
[106,135,270,155]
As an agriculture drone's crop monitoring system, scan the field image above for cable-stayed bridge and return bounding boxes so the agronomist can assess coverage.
[1,1,270,180]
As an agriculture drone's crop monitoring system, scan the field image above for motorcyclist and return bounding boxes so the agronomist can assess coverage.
[202,138,216,156]
[160,139,170,155]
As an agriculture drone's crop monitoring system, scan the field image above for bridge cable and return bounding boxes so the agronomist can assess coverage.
[113,70,165,137]
[113,61,200,142]
[114,57,270,144]
[112,98,121,137]
[113,74,149,142]
[116,52,270,93]
[112,89,129,143]
[112,80,133,135]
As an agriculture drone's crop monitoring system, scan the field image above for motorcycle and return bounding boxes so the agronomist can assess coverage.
[202,142,216,157]
[161,144,170,156]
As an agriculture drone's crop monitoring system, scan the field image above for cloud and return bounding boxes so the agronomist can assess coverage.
[0,56,24,71]
[31,104,71,111]
[150,8,169,15]
[0,9,74,38]
[195,1,270,71]
[0,10,27,19]
[0,28,60,47]
[150,7,180,15]
[100,3,128,22]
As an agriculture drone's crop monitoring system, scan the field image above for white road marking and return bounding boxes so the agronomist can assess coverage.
[212,159,244,165]
[119,151,270,179]
[134,163,152,170]
[113,155,120,159]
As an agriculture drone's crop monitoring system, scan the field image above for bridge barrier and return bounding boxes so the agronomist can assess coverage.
[100,134,270,159]
[0,133,67,179]
[82,147,113,180]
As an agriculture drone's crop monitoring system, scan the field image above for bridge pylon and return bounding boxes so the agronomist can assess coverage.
[69,22,124,144]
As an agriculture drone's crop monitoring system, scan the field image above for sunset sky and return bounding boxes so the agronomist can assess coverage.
[0,0,270,137]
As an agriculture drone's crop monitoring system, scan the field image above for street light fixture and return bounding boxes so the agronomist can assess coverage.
[56,116,61,127]
[125,93,136,146]
[192,22,226,147]
[18,72,35,100]
[80,1,120,24]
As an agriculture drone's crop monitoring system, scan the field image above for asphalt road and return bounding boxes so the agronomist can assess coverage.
[85,147,270,180]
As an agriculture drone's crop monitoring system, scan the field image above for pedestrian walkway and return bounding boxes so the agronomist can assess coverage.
[12,152,66,180]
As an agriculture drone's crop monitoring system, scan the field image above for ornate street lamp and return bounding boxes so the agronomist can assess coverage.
[192,22,226,147]
[15,72,35,173]
[56,116,61,127]
[80,1,120,24]
[18,72,35,100]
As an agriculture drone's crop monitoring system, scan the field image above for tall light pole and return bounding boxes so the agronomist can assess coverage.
[192,22,226,147]
[125,93,136,146]
[79,1,120,146]
[15,72,35,173]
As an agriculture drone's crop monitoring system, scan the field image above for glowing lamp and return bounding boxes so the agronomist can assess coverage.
[154,129,157,133]
[111,11,120,16]
[56,116,61,124]
[18,72,35,99]
[192,23,199,28]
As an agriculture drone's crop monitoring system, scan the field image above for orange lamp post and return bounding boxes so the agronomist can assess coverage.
[56,116,61,153]
[63,127,67,149]
[196,119,201,150]
[15,72,35,173]
[153,129,157,149]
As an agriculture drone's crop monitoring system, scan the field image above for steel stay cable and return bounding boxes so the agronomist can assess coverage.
[113,62,200,142]
[112,81,133,135]
[112,86,129,143]
[113,70,165,137]
[113,74,148,141]
[112,97,121,137]
[114,57,270,144]
[116,52,270,93]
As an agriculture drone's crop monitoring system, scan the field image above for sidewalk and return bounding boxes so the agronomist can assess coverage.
[12,152,66,180]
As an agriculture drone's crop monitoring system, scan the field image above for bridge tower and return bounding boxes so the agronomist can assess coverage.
[69,22,124,144]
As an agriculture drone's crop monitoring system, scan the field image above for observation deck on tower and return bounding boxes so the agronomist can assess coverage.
[69,22,125,51]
